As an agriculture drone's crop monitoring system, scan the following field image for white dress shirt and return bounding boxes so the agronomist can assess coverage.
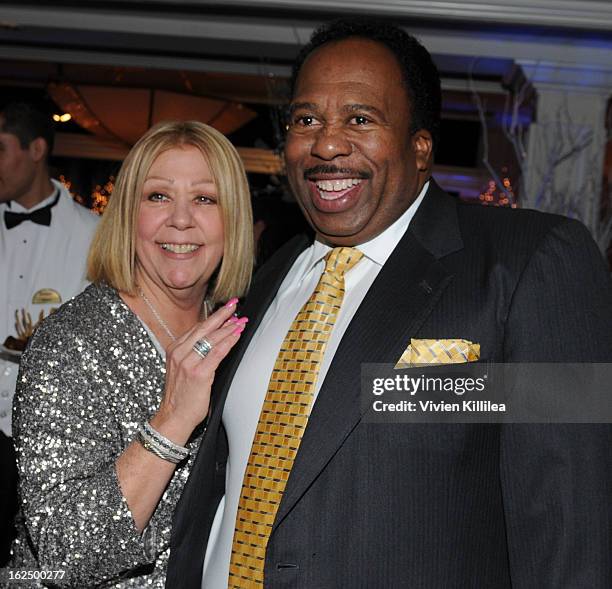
[201,182,429,588]
[0,179,99,435]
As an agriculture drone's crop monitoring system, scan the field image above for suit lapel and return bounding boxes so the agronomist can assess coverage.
[274,181,463,529]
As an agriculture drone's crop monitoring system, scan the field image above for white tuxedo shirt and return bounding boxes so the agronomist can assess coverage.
[0,179,99,435]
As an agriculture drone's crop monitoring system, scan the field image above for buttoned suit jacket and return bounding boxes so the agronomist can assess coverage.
[167,181,612,588]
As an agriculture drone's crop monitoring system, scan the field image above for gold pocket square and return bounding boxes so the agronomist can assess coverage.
[395,339,480,369]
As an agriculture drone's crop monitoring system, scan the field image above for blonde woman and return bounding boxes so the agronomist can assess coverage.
[10,121,253,587]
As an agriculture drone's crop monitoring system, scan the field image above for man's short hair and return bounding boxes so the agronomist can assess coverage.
[291,17,442,147]
[0,102,55,160]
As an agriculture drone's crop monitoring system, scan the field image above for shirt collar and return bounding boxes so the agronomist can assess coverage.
[307,180,430,273]
[3,181,60,213]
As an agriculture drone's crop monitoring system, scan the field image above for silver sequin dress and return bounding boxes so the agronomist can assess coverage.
[9,282,202,588]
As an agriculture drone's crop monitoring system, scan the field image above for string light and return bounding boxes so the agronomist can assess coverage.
[59,174,114,215]
[52,113,72,123]
[479,167,517,208]
[91,177,114,214]
[59,175,82,203]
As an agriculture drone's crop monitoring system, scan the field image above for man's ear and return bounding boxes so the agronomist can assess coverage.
[412,130,433,172]
[29,137,48,164]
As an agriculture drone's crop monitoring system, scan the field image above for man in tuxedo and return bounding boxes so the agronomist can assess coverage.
[168,18,612,587]
[0,102,98,563]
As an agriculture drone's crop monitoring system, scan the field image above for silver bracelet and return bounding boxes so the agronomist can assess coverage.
[139,429,185,463]
[143,422,190,458]
[138,431,182,464]
[138,422,190,464]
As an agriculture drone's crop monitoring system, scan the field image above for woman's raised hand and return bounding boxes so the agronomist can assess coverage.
[152,298,248,442]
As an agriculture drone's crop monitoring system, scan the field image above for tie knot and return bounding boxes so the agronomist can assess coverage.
[324,247,364,278]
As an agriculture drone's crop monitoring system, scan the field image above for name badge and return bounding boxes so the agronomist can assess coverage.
[32,288,62,305]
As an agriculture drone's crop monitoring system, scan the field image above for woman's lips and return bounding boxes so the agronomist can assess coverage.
[158,243,202,259]
[160,243,200,253]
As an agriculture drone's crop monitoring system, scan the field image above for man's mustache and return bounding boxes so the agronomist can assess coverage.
[303,165,371,180]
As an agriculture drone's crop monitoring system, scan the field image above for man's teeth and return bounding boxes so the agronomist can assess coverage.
[315,178,362,192]
[160,243,199,253]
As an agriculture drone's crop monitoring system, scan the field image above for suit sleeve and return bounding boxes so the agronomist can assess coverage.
[500,218,612,587]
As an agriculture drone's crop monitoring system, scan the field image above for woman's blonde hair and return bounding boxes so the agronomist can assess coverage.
[87,121,253,304]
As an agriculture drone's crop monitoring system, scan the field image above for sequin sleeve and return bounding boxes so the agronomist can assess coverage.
[12,317,154,586]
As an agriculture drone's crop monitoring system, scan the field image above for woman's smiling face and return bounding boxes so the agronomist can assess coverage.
[135,145,224,296]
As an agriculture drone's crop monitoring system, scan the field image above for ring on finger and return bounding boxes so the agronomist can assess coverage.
[192,338,213,359]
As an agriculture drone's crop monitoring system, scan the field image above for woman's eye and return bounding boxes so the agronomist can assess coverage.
[147,192,168,202]
[196,195,217,204]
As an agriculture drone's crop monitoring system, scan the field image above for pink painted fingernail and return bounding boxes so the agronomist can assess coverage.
[236,316,249,324]
[225,297,239,308]
[233,325,246,335]
[224,317,239,326]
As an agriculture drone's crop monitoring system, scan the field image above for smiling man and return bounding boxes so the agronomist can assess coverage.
[168,18,612,588]
[284,35,432,246]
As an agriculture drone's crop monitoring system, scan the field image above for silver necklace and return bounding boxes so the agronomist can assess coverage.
[138,288,177,342]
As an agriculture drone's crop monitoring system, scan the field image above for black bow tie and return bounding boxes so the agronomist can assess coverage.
[4,190,60,229]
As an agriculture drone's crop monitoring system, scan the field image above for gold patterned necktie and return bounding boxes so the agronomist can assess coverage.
[228,246,364,587]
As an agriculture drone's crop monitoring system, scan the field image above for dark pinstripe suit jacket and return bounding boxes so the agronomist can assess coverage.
[167,181,612,588]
